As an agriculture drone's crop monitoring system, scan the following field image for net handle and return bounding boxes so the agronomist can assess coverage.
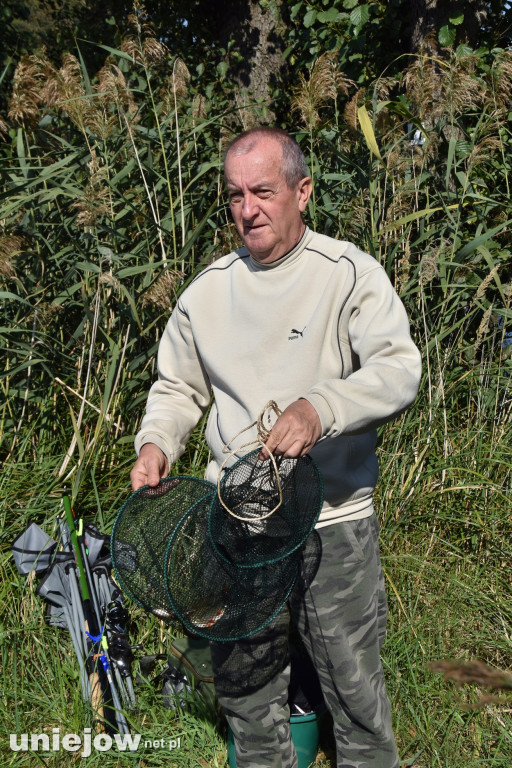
[217,401,283,521]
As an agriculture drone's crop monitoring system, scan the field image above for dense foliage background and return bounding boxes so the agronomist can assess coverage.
[1,2,512,766]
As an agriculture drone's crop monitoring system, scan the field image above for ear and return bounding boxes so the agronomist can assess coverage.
[297,177,313,212]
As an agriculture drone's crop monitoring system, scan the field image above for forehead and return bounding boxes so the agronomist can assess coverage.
[224,138,284,186]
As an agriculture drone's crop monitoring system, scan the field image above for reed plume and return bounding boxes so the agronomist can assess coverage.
[0,235,23,278]
[122,2,168,68]
[8,55,52,129]
[291,52,354,130]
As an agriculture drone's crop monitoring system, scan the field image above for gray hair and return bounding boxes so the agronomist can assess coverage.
[224,127,309,188]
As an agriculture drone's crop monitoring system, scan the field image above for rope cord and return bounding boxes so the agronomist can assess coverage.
[217,401,284,521]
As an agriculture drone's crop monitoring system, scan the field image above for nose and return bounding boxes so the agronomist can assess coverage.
[241,193,259,221]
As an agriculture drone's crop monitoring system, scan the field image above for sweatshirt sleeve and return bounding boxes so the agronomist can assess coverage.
[133,303,212,464]
[304,263,421,438]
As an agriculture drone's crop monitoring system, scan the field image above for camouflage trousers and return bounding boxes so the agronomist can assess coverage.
[210,514,399,768]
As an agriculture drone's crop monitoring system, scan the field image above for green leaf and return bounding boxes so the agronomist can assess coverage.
[343,0,359,8]
[449,13,464,25]
[445,135,457,189]
[91,42,141,63]
[0,291,33,307]
[216,61,228,79]
[75,45,93,96]
[455,141,472,158]
[439,24,456,47]
[457,219,512,259]
[290,2,303,20]
[16,129,28,179]
[109,158,136,186]
[456,43,474,58]
[379,206,443,233]
[317,8,341,23]
[116,263,164,279]
[303,9,317,27]
[350,4,370,27]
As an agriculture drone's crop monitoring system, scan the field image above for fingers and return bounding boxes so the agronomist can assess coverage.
[259,399,321,461]
[130,444,169,491]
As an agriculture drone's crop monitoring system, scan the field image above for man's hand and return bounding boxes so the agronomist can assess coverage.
[260,399,321,460]
[130,443,169,491]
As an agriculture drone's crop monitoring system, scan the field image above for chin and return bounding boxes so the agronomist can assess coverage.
[245,237,278,261]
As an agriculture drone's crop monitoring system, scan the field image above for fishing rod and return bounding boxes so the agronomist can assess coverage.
[11,506,135,733]
[62,492,126,733]
[92,561,138,710]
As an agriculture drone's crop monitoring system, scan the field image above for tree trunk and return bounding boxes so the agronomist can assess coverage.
[407,0,493,52]
[213,0,288,124]
[408,0,439,52]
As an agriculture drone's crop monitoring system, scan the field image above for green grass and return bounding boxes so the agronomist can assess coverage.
[2,404,512,767]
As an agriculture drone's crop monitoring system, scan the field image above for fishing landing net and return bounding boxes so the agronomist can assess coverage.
[111,402,323,641]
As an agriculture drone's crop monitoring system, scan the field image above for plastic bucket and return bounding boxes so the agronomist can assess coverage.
[227,709,322,768]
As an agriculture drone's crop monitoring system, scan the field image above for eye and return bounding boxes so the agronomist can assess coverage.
[229,192,242,205]
[257,189,273,199]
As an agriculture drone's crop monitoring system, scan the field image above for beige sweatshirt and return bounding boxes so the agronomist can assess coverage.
[135,228,422,526]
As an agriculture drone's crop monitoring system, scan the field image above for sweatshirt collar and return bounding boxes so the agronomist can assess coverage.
[247,227,312,271]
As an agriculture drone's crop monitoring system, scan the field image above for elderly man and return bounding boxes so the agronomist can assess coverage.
[131,126,421,768]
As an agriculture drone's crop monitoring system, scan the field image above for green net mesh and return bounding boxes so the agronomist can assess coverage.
[111,443,323,641]
[164,494,301,641]
[110,476,215,619]
[210,530,323,696]
[208,449,323,568]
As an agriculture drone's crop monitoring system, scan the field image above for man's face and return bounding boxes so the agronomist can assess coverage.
[224,137,312,264]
